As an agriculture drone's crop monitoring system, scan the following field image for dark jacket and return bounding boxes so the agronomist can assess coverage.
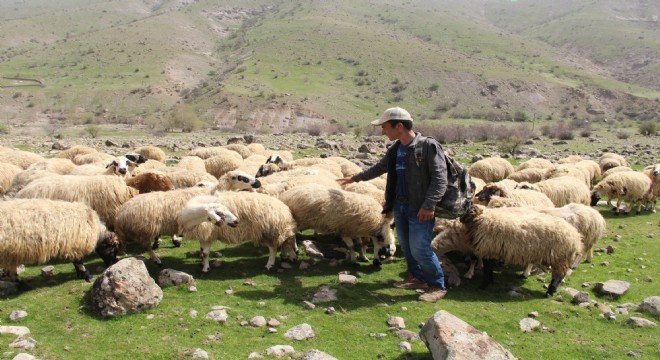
[352,132,448,214]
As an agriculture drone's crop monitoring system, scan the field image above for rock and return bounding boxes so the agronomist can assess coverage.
[41,265,55,277]
[594,280,630,297]
[528,312,539,318]
[637,296,660,317]
[302,349,338,360]
[626,317,656,328]
[9,310,27,322]
[9,337,36,351]
[188,285,197,292]
[596,303,612,314]
[51,141,69,150]
[325,307,336,315]
[519,318,541,332]
[158,268,194,287]
[247,352,263,359]
[189,310,198,318]
[302,240,324,258]
[562,287,580,298]
[91,258,163,318]
[205,310,228,323]
[266,327,278,333]
[399,341,412,353]
[250,316,267,327]
[338,274,357,285]
[420,310,516,359]
[264,345,295,357]
[395,329,420,341]
[0,326,30,337]
[0,280,19,297]
[191,348,209,359]
[105,139,119,147]
[387,316,406,329]
[572,291,590,304]
[302,301,316,310]
[284,323,316,341]
[267,318,281,327]
[311,286,337,303]
[12,354,36,360]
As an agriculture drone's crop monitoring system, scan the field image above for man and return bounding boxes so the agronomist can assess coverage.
[338,107,448,302]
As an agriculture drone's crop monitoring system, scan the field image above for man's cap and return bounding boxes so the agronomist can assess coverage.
[370,107,413,126]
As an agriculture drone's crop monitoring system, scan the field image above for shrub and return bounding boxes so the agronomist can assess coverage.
[84,124,100,138]
[615,130,630,139]
[639,121,657,136]
[0,124,10,135]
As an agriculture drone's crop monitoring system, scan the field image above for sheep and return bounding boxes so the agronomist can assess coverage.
[327,156,363,177]
[602,166,633,179]
[591,171,652,214]
[125,172,175,194]
[4,169,59,197]
[246,143,268,156]
[599,152,628,173]
[0,145,14,152]
[189,147,243,160]
[0,199,120,283]
[174,156,207,172]
[205,153,244,178]
[279,184,396,265]
[256,168,342,197]
[0,150,45,169]
[474,182,554,208]
[256,156,343,178]
[177,193,298,272]
[467,157,515,183]
[163,169,218,189]
[135,145,166,162]
[72,151,116,166]
[55,145,97,160]
[575,159,601,184]
[545,164,591,187]
[341,181,385,205]
[213,170,262,193]
[516,176,591,207]
[114,172,261,260]
[556,155,583,164]
[0,162,24,195]
[471,176,486,194]
[531,203,606,267]
[516,158,554,171]
[459,205,584,297]
[224,144,252,159]
[129,159,168,176]
[431,219,480,279]
[15,175,138,229]
[642,164,660,212]
[506,167,548,183]
[27,158,76,175]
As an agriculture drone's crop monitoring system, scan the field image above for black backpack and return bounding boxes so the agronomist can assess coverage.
[414,140,474,219]
[435,153,474,219]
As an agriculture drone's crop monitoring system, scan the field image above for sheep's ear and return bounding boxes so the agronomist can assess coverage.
[127,160,138,167]
[106,161,117,169]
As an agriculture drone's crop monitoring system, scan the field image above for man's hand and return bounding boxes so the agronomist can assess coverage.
[418,207,435,222]
[337,177,354,185]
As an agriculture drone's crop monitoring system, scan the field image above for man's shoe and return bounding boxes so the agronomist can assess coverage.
[418,287,447,302]
[393,277,429,290]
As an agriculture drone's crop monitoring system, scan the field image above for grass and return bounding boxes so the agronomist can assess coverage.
[1,204,658,359]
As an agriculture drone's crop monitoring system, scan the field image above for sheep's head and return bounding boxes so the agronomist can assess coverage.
[105,157,138,176]
[590,190,601,206]
[459,204,483,224]
[475,183,505,204]
[373,219,396,266]
[221,170,261,191]
[431,219,469,255]
[256,163,280,178]
[653,164,660,176]
[205,205,239,228]
[95,231,121,267]
[125,153,147,164]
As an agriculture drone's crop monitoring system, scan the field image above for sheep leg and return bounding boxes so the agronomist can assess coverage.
[356,237,369,262]
[146,248,163,267]
[546,272,565,297]
[613,199,622,215]
[480,259,496,289]
[265,245,277,270]
[152,236,161,250]
[523,263,533,278]
[635,200,643,215]
[464,255,478,279]
[72,260,93,282]
[341,236,358,263]
[200,243,211,275]
[172,234,182,247]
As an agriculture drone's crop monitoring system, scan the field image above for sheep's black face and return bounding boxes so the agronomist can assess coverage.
[96,232,120,267]
[590,191,601,206]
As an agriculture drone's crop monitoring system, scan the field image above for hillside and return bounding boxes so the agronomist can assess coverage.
[0,0,657,134]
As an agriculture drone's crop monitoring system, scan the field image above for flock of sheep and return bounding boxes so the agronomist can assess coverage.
[0,142,657,299]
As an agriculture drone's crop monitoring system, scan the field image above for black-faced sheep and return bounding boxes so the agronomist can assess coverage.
[177,193,298,272]
[15,175,139,229]
[0,199,120,283]
[467,157,515,183]
[279,184,396,265]
[591,171,653,215]
[459,205,584,297]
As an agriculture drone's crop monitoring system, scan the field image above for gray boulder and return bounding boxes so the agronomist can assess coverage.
[637,296,660,317]
[91,258,163,317]
[158,269,194,287]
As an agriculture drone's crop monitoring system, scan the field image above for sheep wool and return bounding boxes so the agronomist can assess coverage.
[55,145,97,160]
[0,150,45,170]
[135,145,166,163]
[468,157,515,183]
[0,162,23,195]
[591,171,652,214]
[517,176,590,207]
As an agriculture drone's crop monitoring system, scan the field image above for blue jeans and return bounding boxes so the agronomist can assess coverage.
[393,200,445,289]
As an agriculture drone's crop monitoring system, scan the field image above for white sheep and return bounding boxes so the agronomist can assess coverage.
[575,159,601,184]
[591,171,652,215]
[279,184,396,265]
[431,219,481,279]
[556,155,583,164]
[0,150,45,169]
[0,162,24,195]
[55,145,97,160]
[467,157,515,183]
[0,199,120,283]
[459,205,584,297]
[189,146,243,160]
[26,158,76,175]
[601,166,633,179]
[474,182,554,208]
[516,176,590,207]
[174,156,207,172]
[599,152,628,173]
[16,175,138,229]
[161,168,218,189]
[4,169,58,197]
[72,151,115,166]
[135,145,166,163]
[506,167,548,184]
[545,164,591,188]
[205,153,244,178]
[642,164,660,212]
[327,156,364,177]
[224,144,252,159]
[177,193,298,272]
[516,158,554,171]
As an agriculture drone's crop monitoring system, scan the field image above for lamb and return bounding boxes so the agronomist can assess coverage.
[474,182,554,208]
[177,193,298,272]
[279,184,396,265]
[516,176,590,207]
[0,199,120,283]
[591,171,652,214]
[15,175,138,229]
[459,205,584,297]
[135,145,166,162]
[467,157,515,183]
[125,172,175,194]
[0,150,45,169]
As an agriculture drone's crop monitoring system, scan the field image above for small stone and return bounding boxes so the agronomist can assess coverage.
[376,333,387,339]
[399,341,412,353]
[401,306,408,311]
[211,260,222,268]
[191,348,209,359]
[257,301,266,307]
[225,288,233,295]
[264,345,295,357]
[595,280,631,297]
[267,318,281,327]
[247,352,263,359]
[299,262,311,270]
[11,354,36,360]
[618,224,626,229]
[325,307,336,315]
[250,316,267,327]
[581,283,591,288]
[528,312,539,318]
[284,323,315,341]
[189,310,198,318]
[600,261,610,267]
[627,269,634,273]
[572,291,590,304]
[205,310,228,323]
[146,314,155,320]
[280,262,292,269]
[626,317,656,328]
[644,276,652,282]
[578,302,591,308]
[240,321,248,327]
[614,235,622,241]
[640,265,646,270]
[243,281,255,286]
[41,265,55,277]
[302,301,316,310]
[338,274,358,284]
[627,351,641,357]
[311,286,337,303]
[9,311,27,322]
[395,329,419,341]
[188,285,197,292]
[387,316,406,329]
[648,233,654,238]
[519,318,541,332]
[0,326,30,336]
[266,327,278,333]
[616,308,628,315]
[9,337,36,351]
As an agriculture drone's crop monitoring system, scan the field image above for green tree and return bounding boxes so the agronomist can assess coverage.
[166,104,204,132]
